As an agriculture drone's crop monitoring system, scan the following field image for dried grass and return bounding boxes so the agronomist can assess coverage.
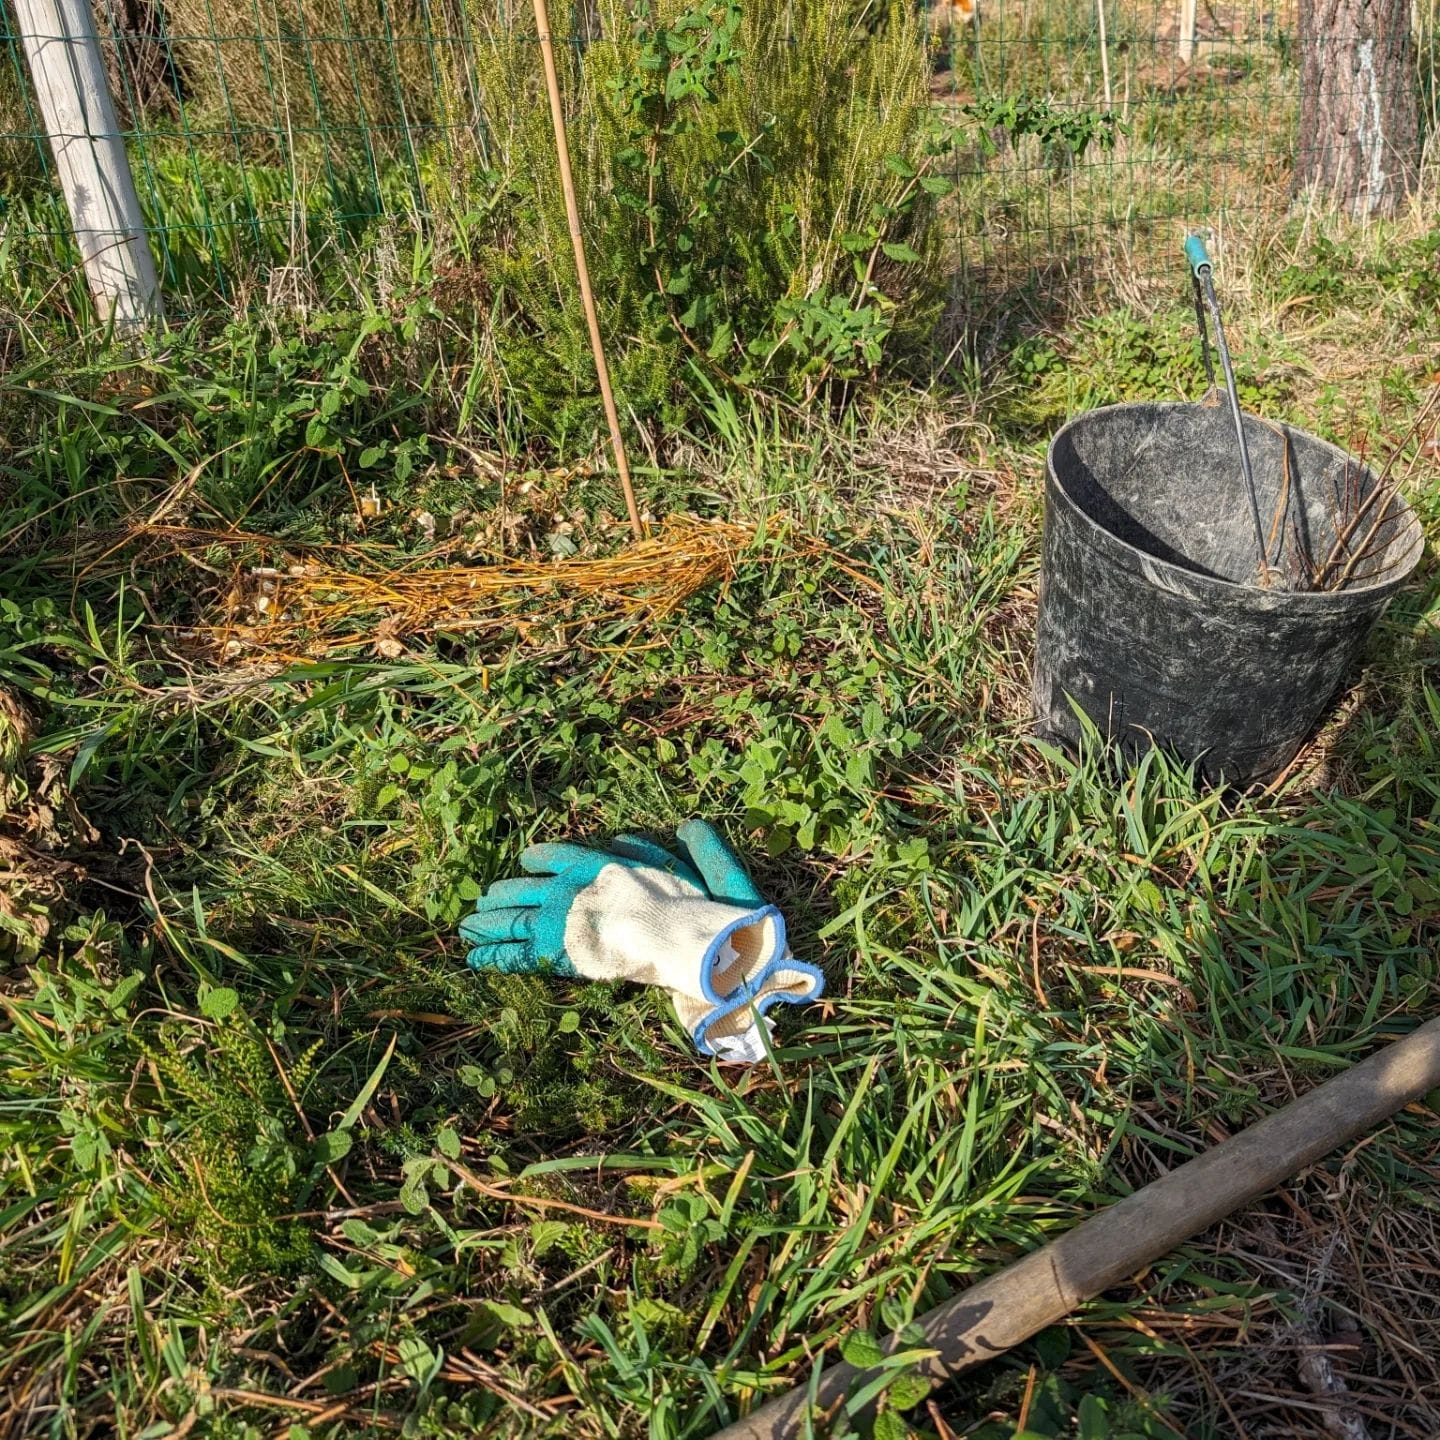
[0,685,85,961]
[1145,1185,1440,1439]
[1080,1076,1440,1440]
[0,686,34,819]
[158,0,476,158]
[178,515,772,659]
[0,59,47,186]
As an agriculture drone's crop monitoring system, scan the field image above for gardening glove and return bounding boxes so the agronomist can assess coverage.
[611,822,826,1060]
[460,821,823,1060]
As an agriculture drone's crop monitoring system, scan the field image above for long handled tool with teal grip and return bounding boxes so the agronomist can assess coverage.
[1186,233,1272,583]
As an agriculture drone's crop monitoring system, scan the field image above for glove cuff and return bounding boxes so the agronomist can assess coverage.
[700,905,787,1003]
[733,953,825,1007]
[680,953,826,1059]
[670,990,774,1064]
[563,863,787,1002]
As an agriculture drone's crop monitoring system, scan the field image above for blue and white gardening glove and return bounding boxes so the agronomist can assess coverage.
[460,820,823,1062]
[640,821,825,1061]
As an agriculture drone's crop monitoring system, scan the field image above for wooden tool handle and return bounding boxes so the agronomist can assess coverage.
[712,1016,1440,1439]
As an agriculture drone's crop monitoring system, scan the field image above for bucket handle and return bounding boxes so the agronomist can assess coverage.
[1186,234,1273,585]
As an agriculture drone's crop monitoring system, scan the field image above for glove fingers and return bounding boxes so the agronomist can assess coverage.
[521,839,698,889]
[459,905,536,945]
[519,842,612,883]
[609,833,703,888]
[465,940,541,974]
[474,875,551,909]
[675,819,764,907]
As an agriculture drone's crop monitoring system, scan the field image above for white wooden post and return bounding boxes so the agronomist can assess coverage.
[1177,0,1198,63]
[1095,0,1113,106]
[11,0,163,328]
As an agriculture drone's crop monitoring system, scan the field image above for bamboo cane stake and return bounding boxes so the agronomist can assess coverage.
[531,0,645,540]
[711,1015,1440,1439]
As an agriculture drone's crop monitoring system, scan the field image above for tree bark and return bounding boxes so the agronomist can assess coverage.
[1294,0,1419,217]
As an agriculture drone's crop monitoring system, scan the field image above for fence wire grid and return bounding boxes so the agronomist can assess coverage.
[0,0,1437,317]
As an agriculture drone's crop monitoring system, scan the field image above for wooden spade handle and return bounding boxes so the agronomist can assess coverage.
[712,1016,1440,1438]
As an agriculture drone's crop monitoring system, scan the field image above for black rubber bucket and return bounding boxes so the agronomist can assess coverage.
[1033,402,1424,785]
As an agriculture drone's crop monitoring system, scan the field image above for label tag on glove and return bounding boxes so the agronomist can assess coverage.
[708,1013,774,1064]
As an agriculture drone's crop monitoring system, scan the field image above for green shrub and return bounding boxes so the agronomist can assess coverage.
[153,1020,317,1282]
[463,0,948,439]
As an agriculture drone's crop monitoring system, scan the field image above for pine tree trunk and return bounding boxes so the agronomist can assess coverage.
[1294,0,1419,217]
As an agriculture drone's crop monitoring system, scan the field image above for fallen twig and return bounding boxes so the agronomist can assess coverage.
[442,1155,663,1231]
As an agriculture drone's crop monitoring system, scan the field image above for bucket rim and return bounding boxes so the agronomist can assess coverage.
[1046,401,1424,605]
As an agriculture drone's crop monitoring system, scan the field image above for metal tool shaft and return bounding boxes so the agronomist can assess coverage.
[1186,235,1272,582]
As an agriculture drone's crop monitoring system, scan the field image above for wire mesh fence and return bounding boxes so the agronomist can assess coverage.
[1,0,498,301]
[0,0,1436,321]
[940,0,1298,287]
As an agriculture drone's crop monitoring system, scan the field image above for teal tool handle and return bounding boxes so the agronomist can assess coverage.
[1185,233,1212,276]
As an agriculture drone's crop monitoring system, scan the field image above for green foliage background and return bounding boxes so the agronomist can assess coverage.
[464,0,946,437]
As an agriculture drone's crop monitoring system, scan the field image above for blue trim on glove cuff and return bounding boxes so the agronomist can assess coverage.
[698,904,788,1005]
[690,956,826,1057]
